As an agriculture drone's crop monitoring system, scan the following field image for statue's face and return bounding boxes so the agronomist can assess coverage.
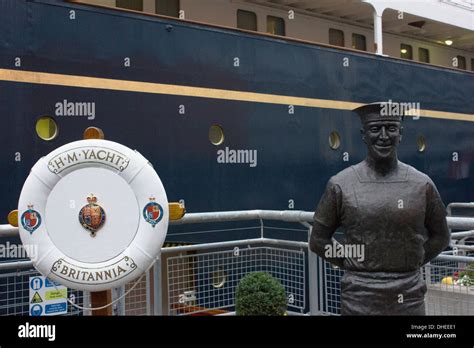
[362,119,402,160]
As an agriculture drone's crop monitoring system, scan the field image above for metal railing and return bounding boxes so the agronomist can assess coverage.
[445,202,474,259]
[164,245,306,315]
[1,209,474,316]
[154,211,312,315]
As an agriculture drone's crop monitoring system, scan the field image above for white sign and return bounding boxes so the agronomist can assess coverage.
[29,276,68,316]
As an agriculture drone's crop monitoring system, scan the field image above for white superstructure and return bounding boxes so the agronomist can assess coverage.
[75,0,474,70]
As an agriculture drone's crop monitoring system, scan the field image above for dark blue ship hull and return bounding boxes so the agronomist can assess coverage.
[1,0,473,244]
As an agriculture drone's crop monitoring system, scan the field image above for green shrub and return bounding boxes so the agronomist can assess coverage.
[459,264,474,281]
[235,272,287,316]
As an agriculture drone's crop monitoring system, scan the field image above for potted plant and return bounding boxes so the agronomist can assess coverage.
[235,272,287,316]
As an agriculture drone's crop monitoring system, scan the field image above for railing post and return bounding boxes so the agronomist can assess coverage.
[424,262,432,285]
[112,286,125,315]
[83,291,92,316]
[153,258,164,315]
[306,223,320,315]
[146,269,151,315]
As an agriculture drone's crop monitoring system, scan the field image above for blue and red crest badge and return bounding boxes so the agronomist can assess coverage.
[79,194,106,237]
[21,204,42,234]
[143,197,163,228]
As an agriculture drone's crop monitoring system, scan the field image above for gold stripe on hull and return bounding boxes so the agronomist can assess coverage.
[0,68,473,122]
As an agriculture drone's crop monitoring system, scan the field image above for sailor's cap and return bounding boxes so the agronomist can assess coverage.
[353,101,409,124]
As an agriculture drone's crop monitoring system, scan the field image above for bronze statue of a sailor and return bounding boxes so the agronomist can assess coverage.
[310,102,450,315]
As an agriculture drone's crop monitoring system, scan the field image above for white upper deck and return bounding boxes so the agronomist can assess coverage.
[75,0,474,70]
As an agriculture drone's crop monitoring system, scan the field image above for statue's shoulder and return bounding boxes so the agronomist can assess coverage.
[328,163,361,186]
[399,161,433,185]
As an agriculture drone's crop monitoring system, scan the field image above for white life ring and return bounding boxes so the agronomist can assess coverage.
[18,139,168,291]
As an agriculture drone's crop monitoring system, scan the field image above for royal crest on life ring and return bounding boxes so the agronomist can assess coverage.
[78,194,106,237]
[21,205,41,234]
[143,196,163,227]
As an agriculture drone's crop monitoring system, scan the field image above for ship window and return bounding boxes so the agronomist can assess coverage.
[417,135,426,153]
[267,16,285,36]
[329,131,341,150]
[329,29,344,47]
[36,116,58,141]
[352,33,366,51]
[209,125,225,146]
[456,55,466,70]
[400,44,413,60]
[237,10,257,31]
[116,0,143,11]
[156,0,179,17]
[212,267,227,288]
[419,48,430,63]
